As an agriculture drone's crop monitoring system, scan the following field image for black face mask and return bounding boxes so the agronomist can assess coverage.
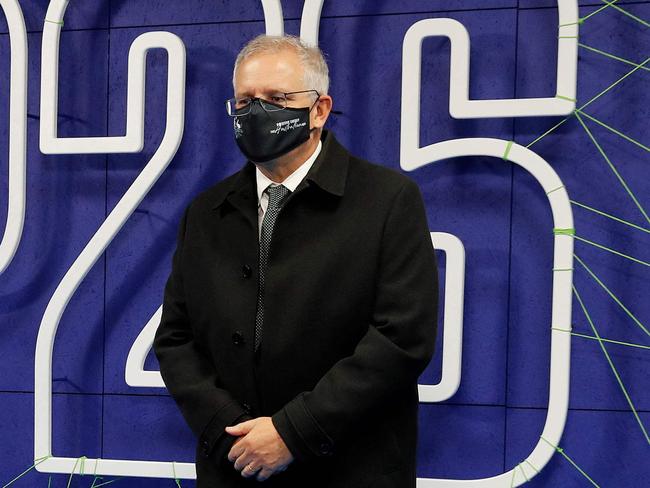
[233,98,317,163]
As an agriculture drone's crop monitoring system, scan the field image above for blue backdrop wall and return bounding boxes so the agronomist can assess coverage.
[0,0,648,486]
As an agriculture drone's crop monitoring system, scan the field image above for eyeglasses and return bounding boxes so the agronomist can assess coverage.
[225,90,320,116]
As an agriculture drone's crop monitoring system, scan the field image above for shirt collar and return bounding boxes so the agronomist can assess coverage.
[255,140,322,204]
[210,130,349,212]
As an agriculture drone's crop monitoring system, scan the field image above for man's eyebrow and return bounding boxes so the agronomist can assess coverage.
[237,88,294,97]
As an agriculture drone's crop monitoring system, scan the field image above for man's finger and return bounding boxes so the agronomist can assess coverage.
[225,418,256,435]
[240,462,262,478]
[255,467,274,482]
[228,443,247,464]
[234,453,253,472]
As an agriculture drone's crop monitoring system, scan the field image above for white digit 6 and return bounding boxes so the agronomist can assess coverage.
[401,2,578,486]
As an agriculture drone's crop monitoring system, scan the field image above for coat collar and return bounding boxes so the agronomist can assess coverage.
[211,129,349,211]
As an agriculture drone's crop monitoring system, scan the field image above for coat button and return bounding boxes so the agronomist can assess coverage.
[232,331,245,346]
[243,402,252,414]
[319,442,333,455]
[242,264,252,279]
[201,439,210,457]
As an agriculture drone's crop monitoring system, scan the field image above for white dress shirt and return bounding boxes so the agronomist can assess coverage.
[255,140,322,239]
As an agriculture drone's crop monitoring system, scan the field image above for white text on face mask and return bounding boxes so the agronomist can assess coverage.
[270,118,307,134]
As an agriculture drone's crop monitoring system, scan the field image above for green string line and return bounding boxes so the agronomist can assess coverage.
[558,19,585,27]
[575,109,650,153]
[555,94,577,102]
[578,42,650,72]
[539,436,602,487]
[574,111,650,226]
[546,184,565,195]
[553,227,575,236]
[583,0,620,24]
[47,476,51,488]
[524,459,540,476]
[509,465,517,488]
[573,235,650,266]
[608,2,650,28]
[65,460,77,488]
[503,141,513,161]
[552,327,650,350]
[526,117,570,148]
[90,459,100,485]
[558,36,578,39]
[44,19,64,26]
[526,56,650,148]
[573,285,650,445]
[93,479,121,487]
[553,268,573,272]
[574,236,650,267]
[66,456,87,488]
[2,455,51,487]
[574,253,650,337]
[519,463,529,482]
[590,0,650,28]
[512,463,529,483]
[570,199,650,233]
[557,1,629,27]
[580,56,650,112]
[172,461,182,487]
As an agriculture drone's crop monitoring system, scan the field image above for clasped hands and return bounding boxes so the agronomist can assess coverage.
[225,416,295,481]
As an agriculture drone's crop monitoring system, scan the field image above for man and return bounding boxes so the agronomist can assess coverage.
[153,34,438,488]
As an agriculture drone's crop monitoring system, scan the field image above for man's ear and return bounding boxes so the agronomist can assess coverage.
[312,95,333,129]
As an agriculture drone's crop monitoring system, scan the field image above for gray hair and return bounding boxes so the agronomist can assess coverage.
[232,34,330,95]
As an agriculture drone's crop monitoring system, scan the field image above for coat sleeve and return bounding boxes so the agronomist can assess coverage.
[153,202,252,458]
[271,178,439,462]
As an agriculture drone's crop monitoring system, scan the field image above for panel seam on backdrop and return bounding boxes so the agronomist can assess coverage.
[55,6,521,34]
[502,0,521,473]
[101,0,112,460]
[0,2,647,36]
[1,388,643,412]
[519,0,649,11]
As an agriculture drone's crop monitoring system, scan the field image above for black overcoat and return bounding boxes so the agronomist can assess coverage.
[153,129,439,487]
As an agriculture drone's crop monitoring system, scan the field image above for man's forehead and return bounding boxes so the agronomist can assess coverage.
[235,50,303,92]
[235,79,303,97]
[241,48,300,67]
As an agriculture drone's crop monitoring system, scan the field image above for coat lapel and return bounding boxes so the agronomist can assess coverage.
[211,160,258,232]
[209,129,350,228]
[302,129,349,197]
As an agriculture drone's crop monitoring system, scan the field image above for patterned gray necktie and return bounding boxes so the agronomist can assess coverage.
[255,184,290,352]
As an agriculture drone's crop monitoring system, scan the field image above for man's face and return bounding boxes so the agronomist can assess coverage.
[234,49,318,114]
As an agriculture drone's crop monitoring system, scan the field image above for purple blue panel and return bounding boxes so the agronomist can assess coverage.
[102,394,195,463]
[0,0,108,34]
[417,403,506,479]
[109,0,517,30]
[509,4,650,410]
[520,0,642,8]
[0,30,108,394]
[505,407,650,487]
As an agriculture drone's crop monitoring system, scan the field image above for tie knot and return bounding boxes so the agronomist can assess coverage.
[265,184,290,207]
